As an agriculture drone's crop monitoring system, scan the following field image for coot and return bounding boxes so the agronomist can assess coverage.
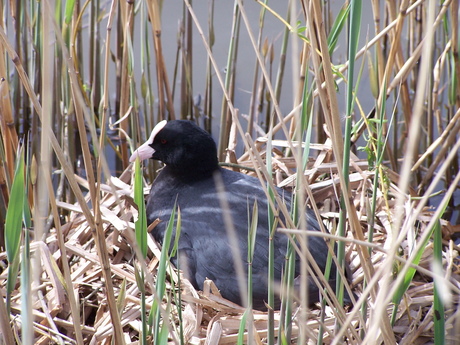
[130,120,341,310]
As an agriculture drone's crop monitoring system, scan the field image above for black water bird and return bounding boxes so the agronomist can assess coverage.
[130,120,345,310]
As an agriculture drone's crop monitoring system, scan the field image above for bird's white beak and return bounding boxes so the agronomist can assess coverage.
[129,120,167,162]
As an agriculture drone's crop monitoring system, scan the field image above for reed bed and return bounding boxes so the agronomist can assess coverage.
[0,0,459,344]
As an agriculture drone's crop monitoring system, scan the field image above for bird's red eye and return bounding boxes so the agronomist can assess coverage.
[160,139,167,144]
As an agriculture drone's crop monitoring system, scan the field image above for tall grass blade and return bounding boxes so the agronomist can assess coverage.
[433,219,445,345]
[247,201,258,308]
[134,158,148,258]
[337,0,361,310]
[5,147,25,313]
[134,266,147,345]
[5,147,24,263]
[279,240,295,344]
[64,0,77,24]
[117,278,127,315]
[159,314,171,344]
[21,222,32,345]
[272,1,290,106]
[153,205,180,343]
[327,4,350,55]
[448,51,457,106]
[390,215,440,325]
[134,158,148,344]
[237,309,249,345]
[360,77,388,338]
[266,122,276,345]
[218,0,241,159]
[238,201,258,344]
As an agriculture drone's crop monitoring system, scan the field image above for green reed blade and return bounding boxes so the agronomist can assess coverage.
[5,147,25,313]
[134,158,148,258]
[5,148,25,264]
[433,219,445,345]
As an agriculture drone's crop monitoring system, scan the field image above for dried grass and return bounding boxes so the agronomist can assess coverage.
[3,139,457,344]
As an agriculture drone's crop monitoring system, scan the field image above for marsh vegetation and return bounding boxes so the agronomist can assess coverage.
[0,0,459,344]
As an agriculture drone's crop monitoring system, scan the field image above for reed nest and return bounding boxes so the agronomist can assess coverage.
[4,140,458,345]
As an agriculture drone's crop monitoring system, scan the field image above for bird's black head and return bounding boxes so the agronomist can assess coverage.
[130,120,219,180]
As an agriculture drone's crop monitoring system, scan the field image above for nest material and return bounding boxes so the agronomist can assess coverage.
[3,142,459,345]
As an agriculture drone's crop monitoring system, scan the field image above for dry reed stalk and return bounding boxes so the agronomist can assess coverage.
[145,0,175,122]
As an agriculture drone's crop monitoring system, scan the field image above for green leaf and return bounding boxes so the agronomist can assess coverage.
[237,309,248,345]
[64,0,76,25]
[21,227,32,344]
[153,205,179,344]
[433,220,445,345]
[134,157,147,258]
[327,4,350,54]
[5,148,25,264]
[5,147,25,313]
[248,201,258,262]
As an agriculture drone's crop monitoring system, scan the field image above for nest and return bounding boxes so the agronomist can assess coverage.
[3,141,459,345]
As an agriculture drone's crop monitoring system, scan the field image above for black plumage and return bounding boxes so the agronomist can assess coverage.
[130,120,343,310]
